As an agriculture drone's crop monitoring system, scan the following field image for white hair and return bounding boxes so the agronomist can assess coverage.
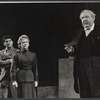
[80,9,96,19]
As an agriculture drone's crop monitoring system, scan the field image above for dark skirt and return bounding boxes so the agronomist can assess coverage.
[17,82,37,98]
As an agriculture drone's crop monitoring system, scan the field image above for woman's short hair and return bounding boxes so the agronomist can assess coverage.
[17,34,30,49]
[79,9,96,19]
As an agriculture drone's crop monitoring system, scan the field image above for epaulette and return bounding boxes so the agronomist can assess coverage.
[0,49,5,54]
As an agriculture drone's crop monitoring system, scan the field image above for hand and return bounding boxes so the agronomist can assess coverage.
[64,46,74,53]
[9,59,13,63]
[7,59,13,63]
[6,59,12,64]
[34,81,38,87]
[12,81,18,87]
[3,54,12,60]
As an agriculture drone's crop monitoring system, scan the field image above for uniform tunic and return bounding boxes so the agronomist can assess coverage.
[12,50,38,98]
[0,47,19,98]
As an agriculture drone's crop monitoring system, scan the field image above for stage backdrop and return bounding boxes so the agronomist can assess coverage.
[0,3,100,86]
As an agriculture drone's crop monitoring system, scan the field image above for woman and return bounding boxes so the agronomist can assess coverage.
[12,35,38,98]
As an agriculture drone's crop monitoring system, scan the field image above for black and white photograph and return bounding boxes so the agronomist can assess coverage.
[0,2,100,98]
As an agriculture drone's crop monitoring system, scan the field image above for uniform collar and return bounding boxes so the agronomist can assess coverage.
[5,46,14,51]
[21,48,29,53]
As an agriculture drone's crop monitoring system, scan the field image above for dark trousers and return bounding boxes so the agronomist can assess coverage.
[78,56,100,98]
[8,84,17,98]
[0,82,8,98]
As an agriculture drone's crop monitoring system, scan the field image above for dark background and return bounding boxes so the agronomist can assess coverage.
[0,3,100,86]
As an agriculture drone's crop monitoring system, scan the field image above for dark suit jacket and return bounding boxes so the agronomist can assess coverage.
[12,50,38,82]
[72,25,100,93]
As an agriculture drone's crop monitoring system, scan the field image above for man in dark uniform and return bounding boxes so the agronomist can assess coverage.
[65,10,100,98]
[0,35,19,98]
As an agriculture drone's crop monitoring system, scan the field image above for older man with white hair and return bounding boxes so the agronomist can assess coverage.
[65,9,100,98]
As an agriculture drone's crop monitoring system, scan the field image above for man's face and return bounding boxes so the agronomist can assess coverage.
[4,38,13,48]
[80,12,95,29]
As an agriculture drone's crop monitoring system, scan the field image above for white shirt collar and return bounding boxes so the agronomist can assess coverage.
[91,23,95,31]
[84,23,95,31]
[84,23,95,37]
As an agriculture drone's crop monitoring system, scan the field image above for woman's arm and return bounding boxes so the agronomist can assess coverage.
[33,53,39,87]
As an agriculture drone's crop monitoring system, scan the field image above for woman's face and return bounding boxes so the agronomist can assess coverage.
[21,38,29,49]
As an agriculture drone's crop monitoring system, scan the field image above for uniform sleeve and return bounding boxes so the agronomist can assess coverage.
[0,51,11,66]
[11,53,18,81]
[33,53,38,82]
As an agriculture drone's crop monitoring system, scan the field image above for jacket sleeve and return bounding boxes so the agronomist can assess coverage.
[11,53,18,81]
[69,30,83,56]
[33,53,38,82]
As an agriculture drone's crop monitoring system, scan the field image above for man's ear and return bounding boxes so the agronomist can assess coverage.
[93,16,95,21]
[3,42,6,47]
